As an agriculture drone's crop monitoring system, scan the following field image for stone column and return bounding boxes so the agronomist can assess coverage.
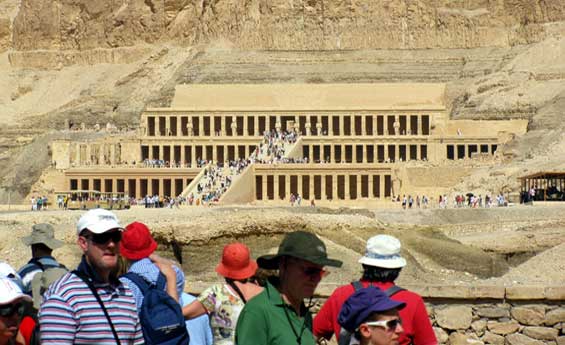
[373,115,378,135]
[112,179,118,194]
[417,144,421,160]
[361,115,366,136]
[321,175,327,200]
[384,115,389,135]
[159,178,164,197]
[363,145,367,163]
[339,116,344,136]
[212,145,217,164]
[356,175,362,199]
[180,145,186,166]
[210,115,216,136]
[253,116,258,136]
[332,174,338,199]
[262,176,268,201]
[110,145,116,165]
[191,146,196,166]
[341,145,346,163]
[297,174,303,197]
[368,175,374,198]
[385,144,391,161]
[352,145,357,163]
[243,115,249,136]
[199,115,204,136]
[329,116,334,136]
[285,176,291,200]
[464,145,469,159]
[148,179,154,196]
[89,178,94,192]
[345,174,351,200]
[330,145,335,163]
[86,145,92,165]
[274,175,280,200]
[159,145,164,161]
[165,116,170,136]
[379,175,386,198]
[309,174,314,200]
[135,179,141,199]
[419,115,424,135]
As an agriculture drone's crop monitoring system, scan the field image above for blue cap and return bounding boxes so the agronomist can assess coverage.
[338,287,406,333]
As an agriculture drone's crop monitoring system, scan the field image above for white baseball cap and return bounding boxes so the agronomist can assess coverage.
[358,235,407,269]
[76,209,124,235]
[0,277,31,305]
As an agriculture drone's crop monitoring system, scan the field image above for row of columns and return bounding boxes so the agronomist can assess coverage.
[446,144,498,160]
[303,144,427,163]
[143,144,257,166]
[144,114,430,137]
[255,174,391,201]
[69,177,192,199]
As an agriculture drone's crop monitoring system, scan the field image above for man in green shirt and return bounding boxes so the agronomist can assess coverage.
[235,231,342,345]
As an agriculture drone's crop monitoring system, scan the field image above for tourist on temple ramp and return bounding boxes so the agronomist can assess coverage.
[183,242,263,345]
[338,287,405,345]
[313,234,436,345]
[235,231,342,345]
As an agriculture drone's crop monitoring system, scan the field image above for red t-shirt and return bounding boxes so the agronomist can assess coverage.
[18,316,36,345]
[313,281,437,345]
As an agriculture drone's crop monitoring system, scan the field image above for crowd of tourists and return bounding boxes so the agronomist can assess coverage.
[395,193,510,209]
[29,197,49,211]
[0,208,437,345]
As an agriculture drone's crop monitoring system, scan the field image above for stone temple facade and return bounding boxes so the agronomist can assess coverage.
[50,83,528,205]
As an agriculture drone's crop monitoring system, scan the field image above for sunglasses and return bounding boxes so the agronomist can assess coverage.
[300,266,329,278]
[0,303,24,317]
[363,318,402,332]
[85,231,122,245]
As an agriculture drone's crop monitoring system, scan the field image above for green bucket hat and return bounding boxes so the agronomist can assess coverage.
[22,223,63,250]
[257,231,343,269]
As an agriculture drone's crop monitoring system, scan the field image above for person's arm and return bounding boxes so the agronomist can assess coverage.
[235,305,268,345]
[182,299,208,320]
[149,254,179,302]
[39,294,76,344]
[412,296,438,345]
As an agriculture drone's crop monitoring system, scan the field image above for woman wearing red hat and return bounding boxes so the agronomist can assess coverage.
[183,242,263,345]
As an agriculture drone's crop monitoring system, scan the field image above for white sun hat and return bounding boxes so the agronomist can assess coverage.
[76,208,124,235]
[358,234,407,269]
[0,277,31,305]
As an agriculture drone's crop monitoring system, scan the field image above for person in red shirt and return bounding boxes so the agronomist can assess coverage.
[314,235,437,345]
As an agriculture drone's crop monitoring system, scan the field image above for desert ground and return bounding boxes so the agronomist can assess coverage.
[1,203,564,290]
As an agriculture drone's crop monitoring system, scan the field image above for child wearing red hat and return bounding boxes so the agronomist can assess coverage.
[182,242,262,345]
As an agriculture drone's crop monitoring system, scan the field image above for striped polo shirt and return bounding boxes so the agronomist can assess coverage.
[39,256,144,345]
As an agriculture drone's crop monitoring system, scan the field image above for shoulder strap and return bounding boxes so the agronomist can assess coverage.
[226,279,247,304]
[351,280,364,291]
[385,285,405,297]
[29,258,45,271]
[72,270,121,345]
[122,272,151,294]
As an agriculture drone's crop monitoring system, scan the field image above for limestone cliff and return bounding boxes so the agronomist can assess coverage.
[9,0,565,52]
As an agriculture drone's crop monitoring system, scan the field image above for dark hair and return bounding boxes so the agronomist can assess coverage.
[361,265,401,283]
[31,243,53,253]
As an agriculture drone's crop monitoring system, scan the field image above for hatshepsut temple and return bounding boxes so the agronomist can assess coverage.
[49,83,528,205]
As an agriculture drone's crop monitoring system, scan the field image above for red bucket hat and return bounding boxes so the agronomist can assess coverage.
[216,243,258,280]
[120,222,158,260]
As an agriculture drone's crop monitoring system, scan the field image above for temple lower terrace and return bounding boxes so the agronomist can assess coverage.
[49,83,528,205]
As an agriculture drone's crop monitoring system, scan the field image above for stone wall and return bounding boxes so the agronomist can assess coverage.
[187,282,565,345]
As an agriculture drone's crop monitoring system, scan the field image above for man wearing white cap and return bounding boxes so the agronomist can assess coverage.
[0,277,31,345]
[314,234,436,345]
[39,209,143,344]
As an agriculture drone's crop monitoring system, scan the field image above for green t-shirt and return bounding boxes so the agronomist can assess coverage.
[235,279,316,345]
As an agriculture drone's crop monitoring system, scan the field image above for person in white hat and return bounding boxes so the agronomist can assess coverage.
[0,277,31,345]
[314,234,436,345]
[38,209,144,344]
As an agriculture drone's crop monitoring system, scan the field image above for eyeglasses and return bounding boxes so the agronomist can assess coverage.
[302,266,329,278]
[85,231,122,245]
[0,303,24,317]
[363,318,402,332]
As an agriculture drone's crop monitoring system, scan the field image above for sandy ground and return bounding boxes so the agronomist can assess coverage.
[1,203,564,288]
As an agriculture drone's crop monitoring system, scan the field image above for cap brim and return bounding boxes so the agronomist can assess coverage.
[22,236,64,249]
[0,294,32,305]
[358,256,406,269]
[258,254,343,269]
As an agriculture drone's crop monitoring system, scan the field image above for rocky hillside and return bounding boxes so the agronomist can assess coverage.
[0,0,564,203]
[7,0,565,52]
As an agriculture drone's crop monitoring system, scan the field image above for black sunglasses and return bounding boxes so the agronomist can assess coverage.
[85,231,122,245]
[0,303,24,317]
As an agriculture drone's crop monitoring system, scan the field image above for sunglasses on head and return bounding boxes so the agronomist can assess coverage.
[363,318,402,332]
[85,231,122,245]
[0,303,24,318]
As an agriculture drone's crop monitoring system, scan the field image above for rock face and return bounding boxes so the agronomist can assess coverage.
[10,0,565,52]
[436,306,473,330]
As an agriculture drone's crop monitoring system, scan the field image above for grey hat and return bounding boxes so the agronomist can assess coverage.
[22,224,64,250]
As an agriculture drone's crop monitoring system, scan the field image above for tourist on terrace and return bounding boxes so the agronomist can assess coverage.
[313,234,436,345]
[235,231,342,345]
[183,242,262,345]
[338,287,406,345]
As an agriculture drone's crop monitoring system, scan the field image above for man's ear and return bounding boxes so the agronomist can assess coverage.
[359,324,372,339]
[77,236,88,252]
